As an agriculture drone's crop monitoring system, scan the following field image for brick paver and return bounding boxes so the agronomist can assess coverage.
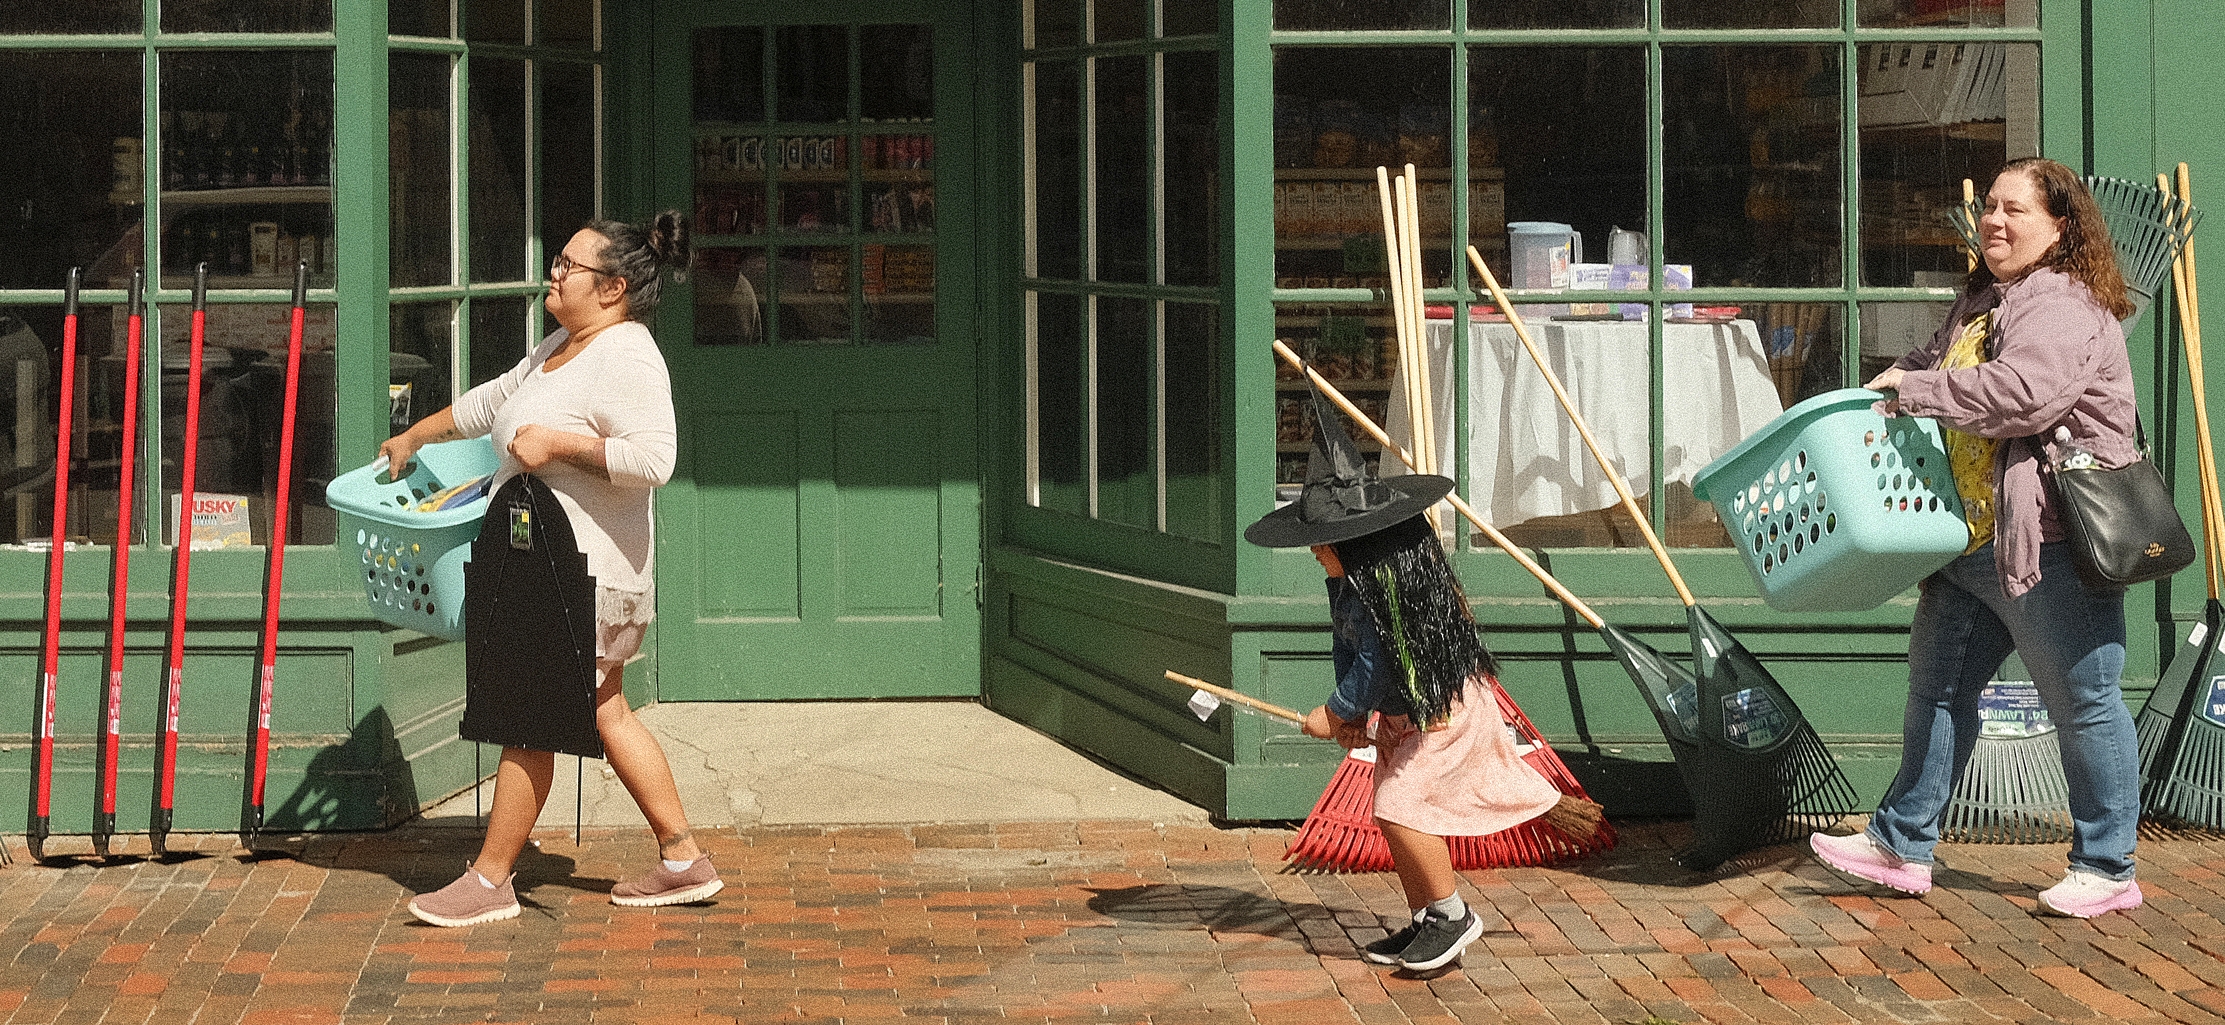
[3,820,2225,1024]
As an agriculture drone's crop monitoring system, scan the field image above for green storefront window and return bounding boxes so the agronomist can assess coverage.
[390,52,453,288]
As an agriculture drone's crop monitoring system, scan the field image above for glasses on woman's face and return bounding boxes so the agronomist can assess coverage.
[551,251,615,282]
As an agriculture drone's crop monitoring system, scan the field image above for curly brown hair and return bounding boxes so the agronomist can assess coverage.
[1966,157,2134,320]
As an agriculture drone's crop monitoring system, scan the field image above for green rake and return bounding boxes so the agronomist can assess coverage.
[1940,659,2073,844]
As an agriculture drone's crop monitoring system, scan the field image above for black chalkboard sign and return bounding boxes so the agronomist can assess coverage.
[460,473,603,758]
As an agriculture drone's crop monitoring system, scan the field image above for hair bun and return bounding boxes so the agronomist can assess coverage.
[649,210,692,281]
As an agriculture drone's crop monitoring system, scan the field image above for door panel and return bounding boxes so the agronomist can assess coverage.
[655,0,978,700]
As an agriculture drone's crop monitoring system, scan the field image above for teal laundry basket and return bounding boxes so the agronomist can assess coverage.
[324,437,499,641]
[1693,388,1970,612]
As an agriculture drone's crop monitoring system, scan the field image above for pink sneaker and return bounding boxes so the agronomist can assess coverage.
[1810,832,1932,895]
[408,867,520,927]
[611,855,723,908]
[2036,870,2142,918]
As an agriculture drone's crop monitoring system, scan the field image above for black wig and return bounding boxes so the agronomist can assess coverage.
[1334,513,1495,729]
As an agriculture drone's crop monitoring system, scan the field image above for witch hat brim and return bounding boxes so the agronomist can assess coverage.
[1245,387,1454,548]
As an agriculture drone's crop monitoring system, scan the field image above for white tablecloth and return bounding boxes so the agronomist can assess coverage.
[1384,319,1783,525]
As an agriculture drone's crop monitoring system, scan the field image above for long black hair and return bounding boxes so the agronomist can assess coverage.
[587,210,693,321]
[1334,514,1494,729]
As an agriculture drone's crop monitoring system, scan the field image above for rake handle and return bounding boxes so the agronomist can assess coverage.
[1271,339,1607,629]
[1164,671,1306,723]
[1465,245,1698,608]
[2164,168,2223,597]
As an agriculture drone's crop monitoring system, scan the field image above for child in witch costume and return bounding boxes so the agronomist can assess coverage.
[1248,391,1600,971]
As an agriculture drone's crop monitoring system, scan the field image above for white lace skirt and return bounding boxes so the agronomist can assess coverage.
[595,584,653,666]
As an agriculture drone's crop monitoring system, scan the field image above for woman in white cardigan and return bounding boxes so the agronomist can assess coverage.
[384,212,720,927]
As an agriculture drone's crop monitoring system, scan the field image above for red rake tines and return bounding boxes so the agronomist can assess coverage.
[1284,676,1617,873]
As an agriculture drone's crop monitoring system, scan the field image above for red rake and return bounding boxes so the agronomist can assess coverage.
[1284,675,1616,872]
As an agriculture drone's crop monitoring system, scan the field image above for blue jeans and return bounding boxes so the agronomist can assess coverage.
[1867,541,2139,880]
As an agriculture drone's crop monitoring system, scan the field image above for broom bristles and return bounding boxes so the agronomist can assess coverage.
[1284,675,1618,872]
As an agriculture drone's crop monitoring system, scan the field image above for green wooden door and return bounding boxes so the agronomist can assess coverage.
[652,0,980,699]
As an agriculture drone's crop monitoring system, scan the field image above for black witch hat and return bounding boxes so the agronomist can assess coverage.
[1245,388,1454,549]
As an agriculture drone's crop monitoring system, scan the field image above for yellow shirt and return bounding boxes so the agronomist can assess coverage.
[1940,312,1997,553]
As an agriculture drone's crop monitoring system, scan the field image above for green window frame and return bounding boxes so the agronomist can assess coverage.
[1014,0,1230,588]
[388,0,604,420]
[1251,0,2063,561]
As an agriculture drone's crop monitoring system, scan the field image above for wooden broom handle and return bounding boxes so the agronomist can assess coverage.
[2167,166,2223,597]
[1963,178,1978,273]
[1272,339,1607,629]
[1465,245,1699,607]
[1164,671,1305,723]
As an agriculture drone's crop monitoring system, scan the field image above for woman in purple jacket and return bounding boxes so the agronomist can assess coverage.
[1810,158,2146,918]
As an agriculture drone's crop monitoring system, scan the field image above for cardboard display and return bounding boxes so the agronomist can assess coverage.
[461,474,603,758]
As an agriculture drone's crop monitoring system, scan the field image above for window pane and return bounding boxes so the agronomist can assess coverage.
[1274,303,1394,495]
[468,57,528,283]
[1164,302,1222,542]
[861,25,933,121]
[1469,47,1643,297]
[389,0,451,37]
[159,51,337,289]
[1861,0,2034,28]
[1471,0,1640,29]
[390,301,456,434]
[694,247,769,346]
[1095,56,1148,284]
[390,53,453,288]
[542,0,596,49]
[775,246,852,344]
[541,62,598,267]
[1031,61,1082,280]
[1860,300,1952,388]
[1272,48,1453,289]
[164,0,331,33]
[695,27,767,123]
[1276,0,1448,32]
[1096,0,1146,42]
[466,0,525,44]
[1164,51,1220,288]
[864,245,934,344]
[1,305,133,545]
[1164,4,1216,36]
[1,1,138,33]
[1664,0,1834,29]
[468,296,529,388]
[1034,0,1081,48]
[1097,296,1152,527]
[155,302,337,546]
[1664,46,1841,289]
[0,52,141,291]
[1859,42,2038,287]
[1747,301,1847,408]
[776,25,848,123]
[1034,291,1085,514]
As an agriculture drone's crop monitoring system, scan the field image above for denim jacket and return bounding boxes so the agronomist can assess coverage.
[1892,267,2137,597]
[1324,576,1414,723]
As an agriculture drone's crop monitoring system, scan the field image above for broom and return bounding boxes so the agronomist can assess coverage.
[1166,671,1606,871]
[2147,163,2225,829]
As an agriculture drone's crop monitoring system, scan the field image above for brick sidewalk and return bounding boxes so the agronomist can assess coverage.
[4,820,2225,1025]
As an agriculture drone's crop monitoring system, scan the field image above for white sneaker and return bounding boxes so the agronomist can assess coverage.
[2036,870,2142,918]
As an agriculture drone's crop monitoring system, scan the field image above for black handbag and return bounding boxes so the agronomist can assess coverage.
[2047,423,2196,589]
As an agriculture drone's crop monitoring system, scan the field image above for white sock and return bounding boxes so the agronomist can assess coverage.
[662,857,695,873]
[474,869,497,888]
[1427,892,1466,921]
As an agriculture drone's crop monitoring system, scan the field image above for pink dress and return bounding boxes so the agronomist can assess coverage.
[1371,673,1563,835]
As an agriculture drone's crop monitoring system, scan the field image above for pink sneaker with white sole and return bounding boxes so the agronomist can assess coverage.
[1810,832,1932,895]
[2036,870,2141,918]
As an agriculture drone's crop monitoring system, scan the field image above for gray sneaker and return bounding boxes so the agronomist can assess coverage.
[611,856,724,907]
[1397,910,1485,971]
[1362,918,1422,965]
[408,867,520,927]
